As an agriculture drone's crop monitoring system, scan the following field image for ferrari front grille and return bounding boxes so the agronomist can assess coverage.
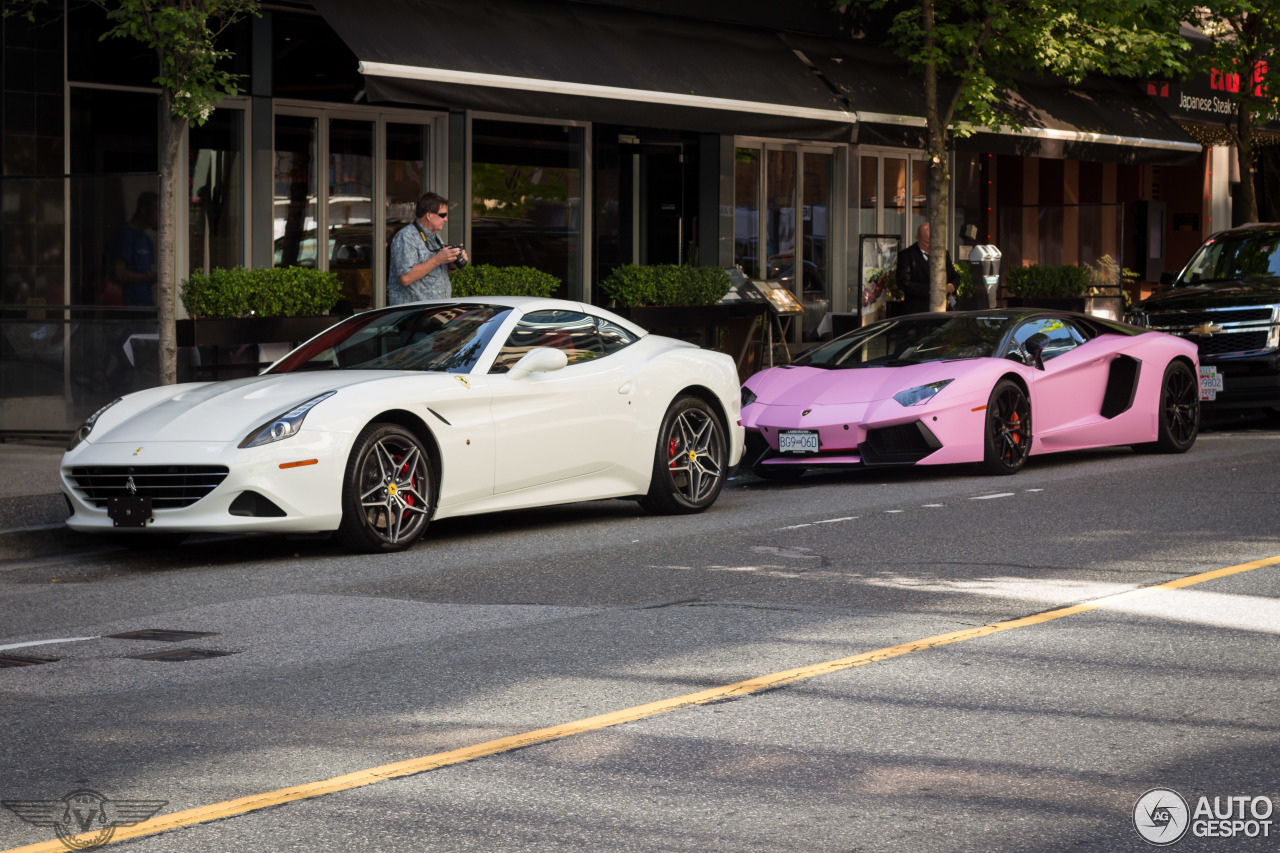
[69,465,229,509]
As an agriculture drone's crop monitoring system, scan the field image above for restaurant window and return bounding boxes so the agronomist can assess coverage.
[471,119,584,300]
[188,108,245,275]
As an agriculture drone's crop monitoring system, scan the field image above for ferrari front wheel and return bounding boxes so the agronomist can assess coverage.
[981,379,1031,475]
[337,423,434,553]
[639,396,727,514]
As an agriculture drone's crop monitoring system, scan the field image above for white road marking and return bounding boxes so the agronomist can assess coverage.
[971,492,1015,500]
[813,516,856,524]
[885,509,905,513]
[1024,489,1044,493]
[922,503,945,507]
[0,636,99,651]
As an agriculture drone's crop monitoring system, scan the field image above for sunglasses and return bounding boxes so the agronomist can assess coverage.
[432,210,448,219]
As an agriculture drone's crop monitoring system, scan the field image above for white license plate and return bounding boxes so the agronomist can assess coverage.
[778,430,820,454]
[1200,366,1223,401]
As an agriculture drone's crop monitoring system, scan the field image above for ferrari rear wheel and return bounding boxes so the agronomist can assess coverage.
[981,379,1031,475]
[639,396,727,514]
[337,423,434,553]
[1142,359,1200,454]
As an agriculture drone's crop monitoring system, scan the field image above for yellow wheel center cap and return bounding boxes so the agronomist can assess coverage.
[688,450,696,462]
[387,483,398,496]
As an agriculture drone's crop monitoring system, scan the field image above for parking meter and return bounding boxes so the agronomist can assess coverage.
[967,245,1002,308]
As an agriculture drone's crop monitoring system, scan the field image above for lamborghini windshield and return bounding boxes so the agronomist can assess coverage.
[795,315,1015,369]
[1176,228,1280,286]
[270,303,512,374]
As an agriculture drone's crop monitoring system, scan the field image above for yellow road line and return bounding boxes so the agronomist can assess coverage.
[8,554,1279,853]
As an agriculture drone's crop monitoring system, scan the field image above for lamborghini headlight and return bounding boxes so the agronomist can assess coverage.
[893,379,953,407]
[239,391,336,449]
[741,386,758,407]
[66,397,122,451]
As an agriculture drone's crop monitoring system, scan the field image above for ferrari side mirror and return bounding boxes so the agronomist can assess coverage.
[507,347,569,380]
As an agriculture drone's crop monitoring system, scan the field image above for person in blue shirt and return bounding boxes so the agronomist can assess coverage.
[109,191,159,306]
[387,192,468,306]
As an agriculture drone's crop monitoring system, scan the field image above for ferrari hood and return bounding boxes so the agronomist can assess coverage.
[90,371,453,444]
[747,363,962,405]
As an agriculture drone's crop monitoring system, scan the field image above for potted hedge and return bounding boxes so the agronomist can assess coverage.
[178,266,344,347]
[450,264,560,297]
[598,264,737,328]
[1002,264,1091,312]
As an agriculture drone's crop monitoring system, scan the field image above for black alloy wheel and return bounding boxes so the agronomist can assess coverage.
[1145,359,1200,453]
[337,423,434,552]
[981,379,1032,475]
[639,396,727,514]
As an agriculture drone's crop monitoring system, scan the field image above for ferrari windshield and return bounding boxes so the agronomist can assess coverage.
[795,315,1016,368]
[270,303,512,374]
[1176,229,1280,285]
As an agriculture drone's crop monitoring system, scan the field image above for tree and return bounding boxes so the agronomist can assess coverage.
[1188,3,1280,225]
[7,0,260,384]
[842,0,1187,310]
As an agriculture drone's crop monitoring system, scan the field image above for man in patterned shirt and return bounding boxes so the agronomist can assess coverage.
[387,192,469,305]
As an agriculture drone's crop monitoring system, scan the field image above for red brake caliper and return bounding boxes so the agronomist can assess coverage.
[668,438,679,468]
[1009,411,1021,445]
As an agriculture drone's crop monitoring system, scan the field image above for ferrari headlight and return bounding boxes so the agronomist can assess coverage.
[239,391,336,449]
[66,397,122,451]
[741,386,758,407]
[893,379,953,407]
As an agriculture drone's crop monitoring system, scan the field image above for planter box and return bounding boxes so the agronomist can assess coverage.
[176,315,340,348]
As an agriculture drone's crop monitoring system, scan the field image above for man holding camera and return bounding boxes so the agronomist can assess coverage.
[388,191,469,306]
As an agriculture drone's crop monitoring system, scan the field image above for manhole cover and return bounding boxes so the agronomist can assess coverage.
[0,654,59,668]
[128,648,234,662]
[107,629,220,642]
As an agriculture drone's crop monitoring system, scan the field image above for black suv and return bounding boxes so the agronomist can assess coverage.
[1128,223,1280,411]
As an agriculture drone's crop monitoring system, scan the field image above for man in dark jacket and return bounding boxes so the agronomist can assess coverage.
[896,222,959,314]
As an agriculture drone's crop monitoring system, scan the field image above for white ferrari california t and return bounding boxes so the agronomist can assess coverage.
[61,297,744,552]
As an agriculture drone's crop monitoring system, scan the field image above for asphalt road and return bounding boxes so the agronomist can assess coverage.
[1,424,1278,852]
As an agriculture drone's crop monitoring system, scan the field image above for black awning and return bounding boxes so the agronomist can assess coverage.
[960,77,1203,166]
[310,0,856,140]
[785,35,1201,164]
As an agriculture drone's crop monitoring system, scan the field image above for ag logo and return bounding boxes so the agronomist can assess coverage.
[1134,788,1190,845]
[3,789,167,850]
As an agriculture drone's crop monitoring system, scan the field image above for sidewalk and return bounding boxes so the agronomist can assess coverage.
[0,438,87,561]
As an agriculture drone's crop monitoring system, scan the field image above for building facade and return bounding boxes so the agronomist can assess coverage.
[0,0,1223,434]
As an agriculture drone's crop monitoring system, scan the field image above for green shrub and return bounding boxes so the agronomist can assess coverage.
[181,267,342,318]
[953,261,973,299]
[599,264,731,307]
[1004,264,1091,298]
[450,264,560,297]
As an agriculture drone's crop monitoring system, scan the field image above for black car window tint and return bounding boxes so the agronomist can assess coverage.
[1009,318,1085,361]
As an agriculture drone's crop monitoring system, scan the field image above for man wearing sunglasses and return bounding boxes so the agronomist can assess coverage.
[387,191,469,306]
